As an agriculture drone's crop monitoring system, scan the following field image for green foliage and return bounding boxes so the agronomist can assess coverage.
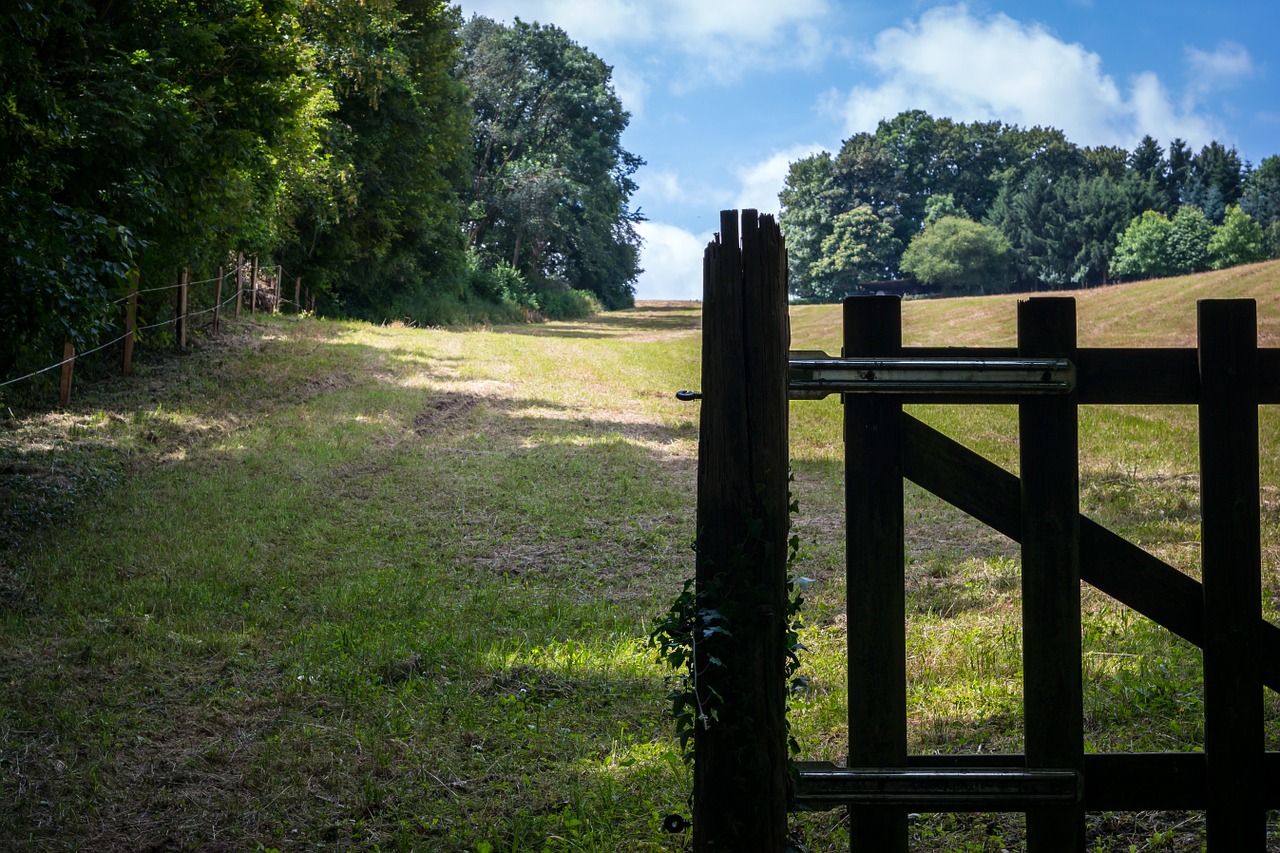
[282,0,470,320]
[1113,210,1176,280]
[1209,205,1267,269]
[1241,155,1280,229]
[1186,141,1245,222]
[778,109,1274,296]
[1112,206,1215,281]
[1167,205,1214,274]
[900,216,1012,295]
[810,206,901,295]
[923,194,965,225]
[1266,222,1280,261]
[0,190,139,379]
[536,286,604,321]
[779,153,837,299]
[1,0,320,367]
[650,474,807,767]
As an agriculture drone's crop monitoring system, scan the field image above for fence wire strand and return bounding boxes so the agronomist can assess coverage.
[1,287,251,391]
[4,257,294,393]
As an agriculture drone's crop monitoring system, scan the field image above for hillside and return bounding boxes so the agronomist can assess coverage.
[789,258,1280,351]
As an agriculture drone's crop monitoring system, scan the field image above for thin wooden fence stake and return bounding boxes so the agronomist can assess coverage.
[844,294,908,853]
[1018,297,1084,851]
[295,276,302,317]
[123,269,139,375]
[58,341,75,406]
[1198,298,1264,850]
[236,252,244,319]
[250,255,259,315]
[213,265,224,336]
[177,267,188,349]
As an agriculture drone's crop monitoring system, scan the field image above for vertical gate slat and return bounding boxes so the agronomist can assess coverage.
[844,295,908,853]
[1018,298,1085,850]
[1198,299,1265,850]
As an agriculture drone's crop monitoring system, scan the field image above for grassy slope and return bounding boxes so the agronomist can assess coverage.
[1,264,1278,851]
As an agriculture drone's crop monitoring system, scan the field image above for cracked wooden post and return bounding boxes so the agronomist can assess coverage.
[693,209,790,851]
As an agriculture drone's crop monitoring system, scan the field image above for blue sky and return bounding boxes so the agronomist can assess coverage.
[454,1,1279,300]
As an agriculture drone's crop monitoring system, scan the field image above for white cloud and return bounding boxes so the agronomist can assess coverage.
[610,66,652,119]
[1186,41,1256,95]
[456,0,837,85]
[637,168,688,205]
[732,144,829,214]
[825,5,1223,153]
[634,221,713,300]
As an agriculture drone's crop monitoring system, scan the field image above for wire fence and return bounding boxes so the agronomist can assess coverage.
[1,258,315,405]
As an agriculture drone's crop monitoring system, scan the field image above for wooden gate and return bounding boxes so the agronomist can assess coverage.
[692,210,1280,852]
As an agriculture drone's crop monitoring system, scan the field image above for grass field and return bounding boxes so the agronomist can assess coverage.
[3,261,1280,851]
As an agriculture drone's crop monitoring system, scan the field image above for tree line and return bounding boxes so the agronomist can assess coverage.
[780,110,1280,299]
[1,2,642,383]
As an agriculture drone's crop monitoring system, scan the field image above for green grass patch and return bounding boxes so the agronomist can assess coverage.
[3,270,1280,850]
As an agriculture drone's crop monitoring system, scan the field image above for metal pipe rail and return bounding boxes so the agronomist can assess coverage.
[788,351,1076,399]
[793,762,1082,812]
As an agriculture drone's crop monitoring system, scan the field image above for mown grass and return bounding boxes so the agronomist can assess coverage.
[2,264,1280,851]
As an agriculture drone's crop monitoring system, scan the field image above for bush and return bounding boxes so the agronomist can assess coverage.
[537,286,603,320]
[1209,205,1267,269]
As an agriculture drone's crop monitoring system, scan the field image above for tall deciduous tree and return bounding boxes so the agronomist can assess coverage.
[778,152,836,298]
[1113,211,1176,280]
[810,206,901,297]
[458,16,642,309]
[281,0,470,318]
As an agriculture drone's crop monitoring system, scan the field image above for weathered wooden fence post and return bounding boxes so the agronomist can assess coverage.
[58,341,75,406]
[213,265,224,336]
[1018,297,1084,850]
[123,269,139,375]
[844,295,908,853]
[295,276,302,317]
[235,252,244,319]
[250,255,259,315]
[694,209,790,851]
[176,267,189,349]
[1197,298,1264,849]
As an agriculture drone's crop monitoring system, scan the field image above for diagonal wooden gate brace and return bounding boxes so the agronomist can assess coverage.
[899,413,1280,690]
